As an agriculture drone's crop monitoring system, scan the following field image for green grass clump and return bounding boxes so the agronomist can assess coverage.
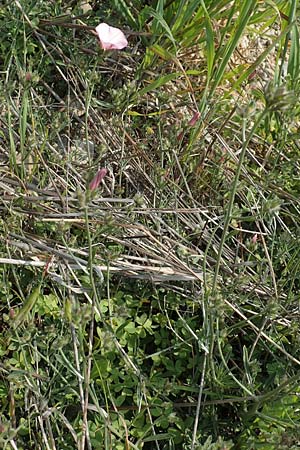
[1,0,300,449]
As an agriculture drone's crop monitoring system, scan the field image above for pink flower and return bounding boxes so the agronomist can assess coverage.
[89,168,107,191]
[95,23,128,50]
[188,111,200,127]
[252,233,258,244]
[177,130,184,141]
[177,111,201,141]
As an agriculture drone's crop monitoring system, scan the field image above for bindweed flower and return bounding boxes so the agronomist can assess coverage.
[177,110,200,141]
[188,111,200,127]
[252,233,258,244]
[95,23,128,50]
[89,168,107,191]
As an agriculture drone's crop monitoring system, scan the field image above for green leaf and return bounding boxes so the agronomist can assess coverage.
[13,283,42,328]
[142,433,172,442]
[144,6,177,49]
[124,322,136,334]
[135,72,180,98]
[149,43,175,60]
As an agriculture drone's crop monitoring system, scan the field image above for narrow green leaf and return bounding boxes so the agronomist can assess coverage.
[112,0,136,29]
[13,283,42,328]
[211,0,256,95]
[204,17,215,80]
[142,433,172,442]
[225,20,295,99]
[287,23,300,80]
[171,0,203,35]
[150,43,175,60]
[135,72,180,98]
[144,7,177,49]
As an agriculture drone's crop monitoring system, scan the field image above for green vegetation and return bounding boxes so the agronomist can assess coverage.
[1,0,300,449]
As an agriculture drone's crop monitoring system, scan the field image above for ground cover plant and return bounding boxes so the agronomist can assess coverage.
[0,0,300,449]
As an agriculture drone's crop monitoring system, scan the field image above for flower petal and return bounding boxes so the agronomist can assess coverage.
[95,23,128,50]
[188,111,200,127]
[89,168,107,191]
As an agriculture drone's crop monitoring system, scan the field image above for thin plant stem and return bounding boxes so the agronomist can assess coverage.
[212,109,267,294]
[191,353,207,450]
